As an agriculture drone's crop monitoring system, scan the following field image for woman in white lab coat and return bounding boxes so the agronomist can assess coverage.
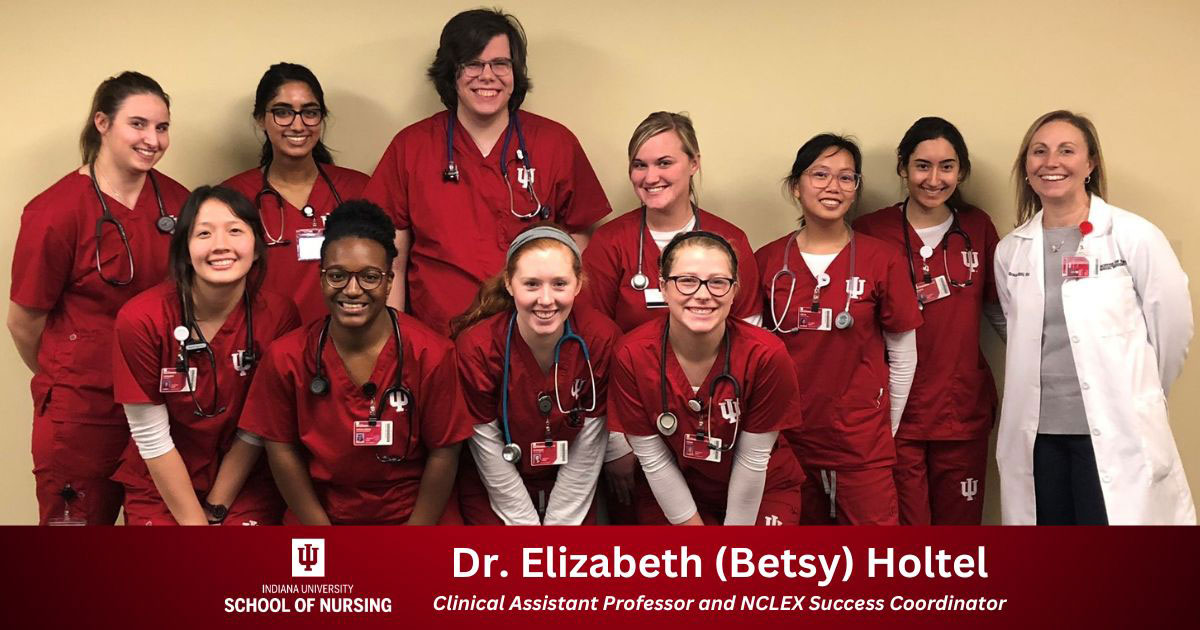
[994,110,1195,525]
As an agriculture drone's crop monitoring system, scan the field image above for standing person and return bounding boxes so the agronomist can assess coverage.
[222,62,370,323]
[451,225,619,525]
[610,231,805,526]
[581,111,764,521]
[8,72,189,525]
[853,117,1003,525]
[240,201,470,525]
[995,110,1194,525]
[112,186,298,525]
[363,8,611,337]
[757,134,922,525]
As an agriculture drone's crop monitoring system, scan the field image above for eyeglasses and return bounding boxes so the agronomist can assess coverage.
[269,107,324,127]
[806,169,861,191]
[665,275,735,297]
[460,58,514,78]
[321,267,390,290]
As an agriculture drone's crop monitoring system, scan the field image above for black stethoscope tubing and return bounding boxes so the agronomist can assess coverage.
[898,200,976,292]
[655,318,741,452]
[630,205,701,291]
[174,290,255,418]
[254,162,344,246]
[89,161,173,286]
[442,111,546,219]
[309,308,414,463]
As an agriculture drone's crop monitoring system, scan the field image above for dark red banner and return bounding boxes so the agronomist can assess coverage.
[3,526,1196,628]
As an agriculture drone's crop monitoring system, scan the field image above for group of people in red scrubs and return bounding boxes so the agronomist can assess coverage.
[9,7,1009,527]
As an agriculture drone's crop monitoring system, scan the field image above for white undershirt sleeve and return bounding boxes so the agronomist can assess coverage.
[627,434,698,524]
[724,431,776,525]
[883,330,918,436]
[603,430,633,462]
[468,420,540,525]
[543,416,606,525]
[124,403,173,460]
[236,429,264,447]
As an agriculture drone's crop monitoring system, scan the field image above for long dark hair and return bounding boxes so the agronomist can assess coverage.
[426,8,532,112]
[896,116,972,210]
[252,62,334,168]
[79,71,170,165]
[170,186,268,325]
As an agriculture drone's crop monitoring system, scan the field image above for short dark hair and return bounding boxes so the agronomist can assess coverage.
[783,133,862,194]
[896,117,972,209]
[320,200,399,265]
[426,8,532,111]
[252,62,334,168]
[80,71,170,165]
[170,186,268,323]
[659,230,739,280]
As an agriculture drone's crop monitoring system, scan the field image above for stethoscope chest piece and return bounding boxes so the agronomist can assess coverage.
[156,215,177,234]
[835,311,854,330]
[502,442,523,464]
[656,412,678,436]
[630,272,649,291]
[309,375,330,396]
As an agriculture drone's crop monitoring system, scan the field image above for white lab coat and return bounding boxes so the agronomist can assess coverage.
[994,195,1195,525]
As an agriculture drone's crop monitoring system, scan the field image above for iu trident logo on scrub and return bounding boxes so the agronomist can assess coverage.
[960,477,979,502]
[719,398,741,424]
[292,538,325,578]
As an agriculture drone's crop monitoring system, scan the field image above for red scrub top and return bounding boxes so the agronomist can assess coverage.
[580,207,763,331]
[456,306,620,479]
[221,164,369,323]
[853,203,1000,440]
[239,311,472,524]
[609,317,805,507]
[111,282,300,496]
[755,231,923,470]
[11,169,189,423]
[362,110,612,336]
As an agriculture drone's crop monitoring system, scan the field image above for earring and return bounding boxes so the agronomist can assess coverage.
[1085,175,1092,184]
[1023,176,1029,183]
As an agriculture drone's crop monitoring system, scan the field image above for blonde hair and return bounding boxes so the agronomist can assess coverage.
[627,111,701,207]
[1012,110,1106,226]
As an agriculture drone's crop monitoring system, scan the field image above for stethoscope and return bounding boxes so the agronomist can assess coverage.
[254,162,344,247]
[171,291,255,418]
[442,112,548,220]
[630,205,701,291]
[899,201,978,297]
[767,227,860,333]
[499,311,597,465]
[654,318,742,452]
[310,308,415,464]
[89,161,174,286]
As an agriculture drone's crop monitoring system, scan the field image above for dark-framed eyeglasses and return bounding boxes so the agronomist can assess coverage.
[665,275,735,297]
[269,107,324,127]
[321,267,390,291]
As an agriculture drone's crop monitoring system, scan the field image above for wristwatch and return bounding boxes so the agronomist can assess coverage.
[203,501,228,524]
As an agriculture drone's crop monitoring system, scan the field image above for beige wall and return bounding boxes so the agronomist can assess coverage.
[1,0,1197,523]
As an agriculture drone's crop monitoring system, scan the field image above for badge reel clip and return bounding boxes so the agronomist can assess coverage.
[47,484,87,526]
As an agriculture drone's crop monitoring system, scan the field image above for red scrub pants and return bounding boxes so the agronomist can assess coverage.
[893,437,988,525]
[32,413,127,526]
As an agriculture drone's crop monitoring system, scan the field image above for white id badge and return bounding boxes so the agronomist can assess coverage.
[353,420,393,446]
[1062,256,1097,279]
[531,440,569,466]
[683,434,722,462]
[159,367,197,393]
[915,275,952,304]
[644,288,667,308]
[797,307,833,331]
[296,228,325,261]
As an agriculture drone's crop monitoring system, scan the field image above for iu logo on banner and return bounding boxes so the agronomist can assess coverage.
[292,538,325,577]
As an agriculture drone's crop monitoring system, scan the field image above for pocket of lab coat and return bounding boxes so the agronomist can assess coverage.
[1135,391,1176,483]
[1075,272,1140,337]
